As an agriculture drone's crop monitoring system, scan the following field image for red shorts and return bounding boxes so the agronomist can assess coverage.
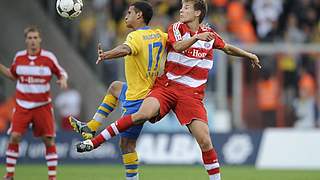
[148,79,207,125]
[8,103,56,137]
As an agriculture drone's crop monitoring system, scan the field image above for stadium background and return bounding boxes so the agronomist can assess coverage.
[0,0,320,179]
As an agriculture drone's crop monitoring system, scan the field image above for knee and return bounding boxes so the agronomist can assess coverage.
[119,139,136,153]
[197,136,213,151]
[132,112,151,124]
[42,137,55,147]
[108,81,123,96]
[10,133,22,144]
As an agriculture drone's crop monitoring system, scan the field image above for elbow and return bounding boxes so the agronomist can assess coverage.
[225,50,233,55]
[222,44,232,54]
[172,45,184,53]
[125,49,131,55]
[223,46,233,55]
[174,48,183,53]
[7,72,16,81]
[121,47,131,56]
[176,48,184,53]
[222,48,231,55]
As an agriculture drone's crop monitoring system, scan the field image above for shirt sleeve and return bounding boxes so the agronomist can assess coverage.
[163,32,168,43]
[213,31,226,49]
[167,22,183,45]
[123,32,139,56]
[161,32,169,49]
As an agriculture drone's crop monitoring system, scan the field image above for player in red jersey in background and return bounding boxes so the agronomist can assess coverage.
[0,26,68,180]
[77,0,261,179]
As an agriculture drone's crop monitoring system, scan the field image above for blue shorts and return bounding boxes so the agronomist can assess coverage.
[118,84,144,139]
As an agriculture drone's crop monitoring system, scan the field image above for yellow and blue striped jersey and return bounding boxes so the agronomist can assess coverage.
[123,26,167,100]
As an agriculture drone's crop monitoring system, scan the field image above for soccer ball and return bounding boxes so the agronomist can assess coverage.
[56,0,83,18]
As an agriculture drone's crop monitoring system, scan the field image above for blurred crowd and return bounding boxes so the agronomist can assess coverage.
[73,0,320,54]
[30,0,320,131]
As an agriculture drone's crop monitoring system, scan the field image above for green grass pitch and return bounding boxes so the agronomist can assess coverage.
[1,164,320,180]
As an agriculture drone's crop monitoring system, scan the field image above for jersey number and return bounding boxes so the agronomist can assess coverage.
[148,42,163,72]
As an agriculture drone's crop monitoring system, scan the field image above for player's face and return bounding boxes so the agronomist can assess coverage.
[25,31,42,52]
[125,6,138,28]
[179,1,199,23]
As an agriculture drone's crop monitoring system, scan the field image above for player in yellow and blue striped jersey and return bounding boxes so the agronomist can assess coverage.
[69,1,167,179]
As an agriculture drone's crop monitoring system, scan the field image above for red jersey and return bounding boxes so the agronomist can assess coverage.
[158,22,225,93]
[10,49,67,109]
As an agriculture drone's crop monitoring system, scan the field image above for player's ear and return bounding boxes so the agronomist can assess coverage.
[195,10,201,18]
[136,11,143,21]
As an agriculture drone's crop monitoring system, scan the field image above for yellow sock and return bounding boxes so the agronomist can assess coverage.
[87,120,102,131]
[90,94,117,131]
[122,152,139,179]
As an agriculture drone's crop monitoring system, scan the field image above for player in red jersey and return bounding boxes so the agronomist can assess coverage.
[0,26,67,180]
[76,0,261,179]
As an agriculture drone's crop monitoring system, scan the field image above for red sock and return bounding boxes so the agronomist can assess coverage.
[45,145,58,180]
[202,149,221,179]
[91,115,134,147]
[5,143,19,178]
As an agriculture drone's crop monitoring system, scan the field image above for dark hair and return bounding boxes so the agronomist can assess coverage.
[131,1,153,25]
[184,0,207,23]
[24,25,41,38]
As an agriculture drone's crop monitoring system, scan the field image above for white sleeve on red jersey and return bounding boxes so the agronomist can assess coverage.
[42,50,68,79]
[168,22,183,45]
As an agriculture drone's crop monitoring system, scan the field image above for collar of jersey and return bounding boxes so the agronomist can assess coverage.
[27,49,42,60]
[137,26,150,30]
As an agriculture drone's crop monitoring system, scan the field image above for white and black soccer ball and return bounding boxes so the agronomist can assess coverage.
[56,0,83,18]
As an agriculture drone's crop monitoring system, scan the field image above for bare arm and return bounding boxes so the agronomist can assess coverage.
[96,44,132,64]
[173,36,198,52]
[221,43,262,69]
[172,32,215,52]
[0,63,16,81]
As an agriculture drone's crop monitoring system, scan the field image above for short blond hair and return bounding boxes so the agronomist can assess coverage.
[24,25,41,38]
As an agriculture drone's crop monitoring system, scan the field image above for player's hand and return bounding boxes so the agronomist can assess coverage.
[57,77,68,89]
[248,53,262,69]
[200,23,210,29]
[195,32,215,42]
[96,43,106,64]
